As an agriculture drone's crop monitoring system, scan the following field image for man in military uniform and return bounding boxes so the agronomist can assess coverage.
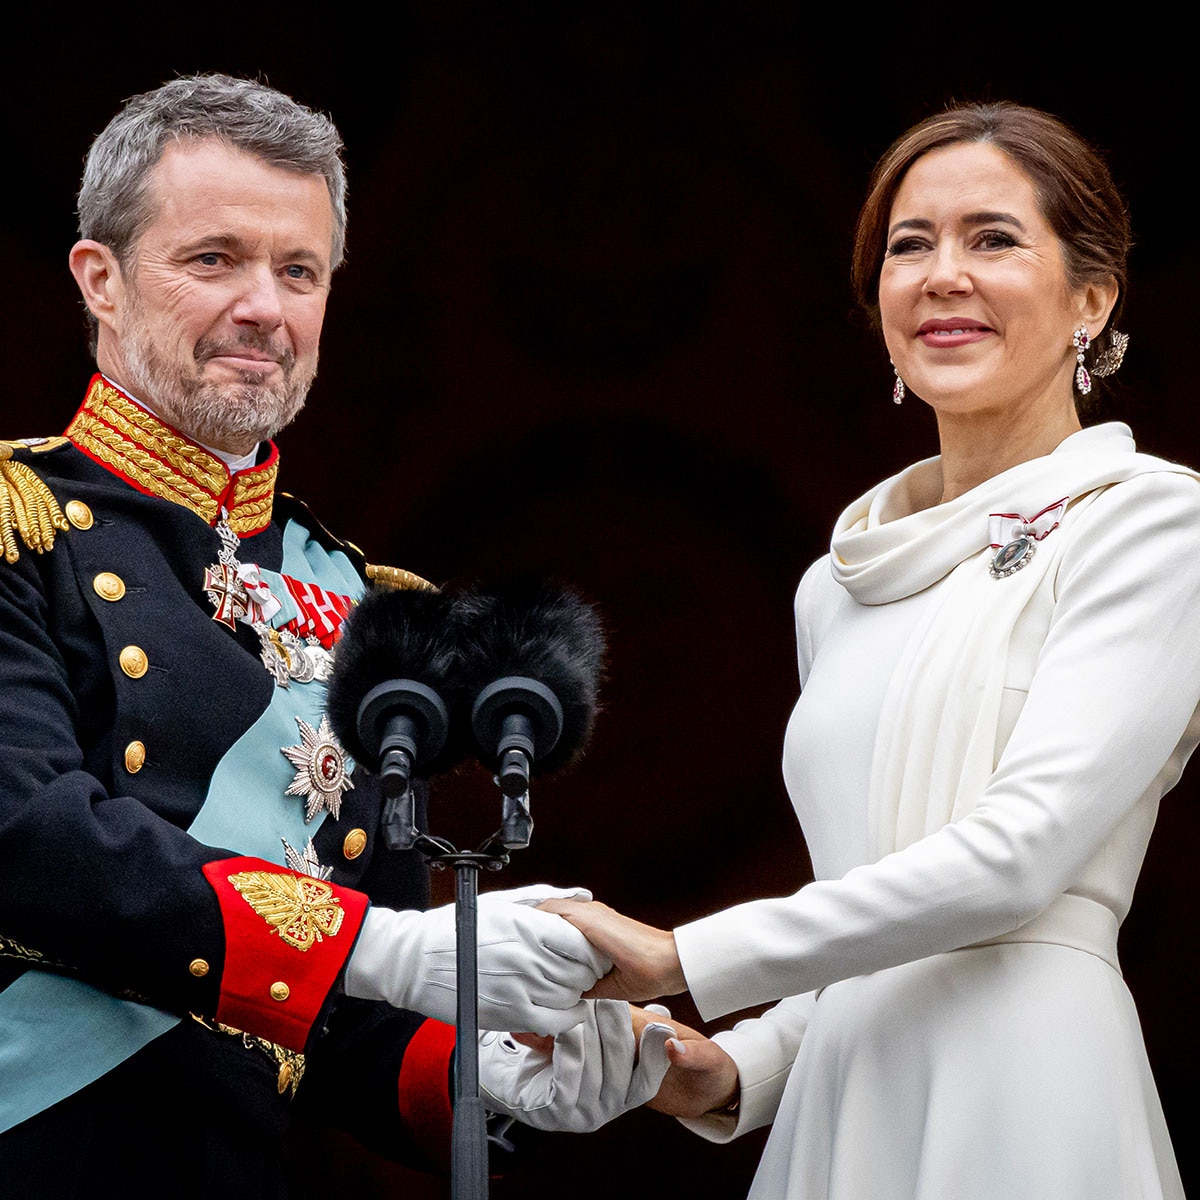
[0,75,670,1197]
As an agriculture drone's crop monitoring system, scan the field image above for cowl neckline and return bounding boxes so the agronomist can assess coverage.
[831,423,1137,605]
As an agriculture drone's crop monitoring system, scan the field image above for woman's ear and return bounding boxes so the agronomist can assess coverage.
[1075,274,1120,338]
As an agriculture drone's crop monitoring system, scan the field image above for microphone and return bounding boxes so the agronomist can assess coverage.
[326,586,463,849]
[455,581,605,847]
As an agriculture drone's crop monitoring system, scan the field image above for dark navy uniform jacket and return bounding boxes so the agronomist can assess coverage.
[0,378,454,1197]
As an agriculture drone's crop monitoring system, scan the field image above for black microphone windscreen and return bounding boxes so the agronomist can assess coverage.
[326,586,462,771]
[456,580,606,774]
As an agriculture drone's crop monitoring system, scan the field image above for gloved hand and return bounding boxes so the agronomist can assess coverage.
[478,1000,673,1132]
[343,885,611,1034]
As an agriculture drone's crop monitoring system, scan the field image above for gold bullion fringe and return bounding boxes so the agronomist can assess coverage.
[0,447,69,563]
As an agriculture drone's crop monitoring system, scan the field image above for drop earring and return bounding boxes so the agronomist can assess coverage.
[1072,327,1092,396]
[891,360,905,405]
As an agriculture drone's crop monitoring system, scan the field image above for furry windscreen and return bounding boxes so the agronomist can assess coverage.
[326,586,462,771]
[454,580,606,774]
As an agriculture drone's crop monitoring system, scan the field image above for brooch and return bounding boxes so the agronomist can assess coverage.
[987,497,1067,580]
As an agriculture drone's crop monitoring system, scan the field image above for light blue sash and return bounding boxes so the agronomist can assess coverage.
[0,521,363,1132]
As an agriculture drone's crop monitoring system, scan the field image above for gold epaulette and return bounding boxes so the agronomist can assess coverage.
[0,440,70,563]
[365,563,438,592]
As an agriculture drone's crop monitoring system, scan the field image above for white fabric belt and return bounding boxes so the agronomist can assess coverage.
[967,893,1121,974]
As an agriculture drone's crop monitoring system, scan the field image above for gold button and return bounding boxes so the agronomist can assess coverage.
[188,958,210,977]
[65,500,94,530]
[270,981,290,1002]
[277,1062,293,1094]
[343,829,367,860]
[119,645,148,678]
[124,740,146,773]
[93,572,126,602]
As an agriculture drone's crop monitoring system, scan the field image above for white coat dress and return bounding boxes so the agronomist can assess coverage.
[674,424,1199,1199]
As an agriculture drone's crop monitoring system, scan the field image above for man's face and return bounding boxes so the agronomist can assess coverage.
[101,138,334,454]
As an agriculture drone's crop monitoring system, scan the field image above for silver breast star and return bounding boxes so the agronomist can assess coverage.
[281,715,355,822]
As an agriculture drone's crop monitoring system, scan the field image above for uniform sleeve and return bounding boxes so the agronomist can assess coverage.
[676,472,1200,1020]
[0,543,366,1053]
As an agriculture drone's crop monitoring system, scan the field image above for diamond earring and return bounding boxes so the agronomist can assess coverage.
[1073,327,1092,396]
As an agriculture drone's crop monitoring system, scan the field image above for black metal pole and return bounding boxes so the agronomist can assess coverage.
[451,860,488,1200]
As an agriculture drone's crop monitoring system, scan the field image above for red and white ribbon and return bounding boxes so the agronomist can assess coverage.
[236,563,282,624]
[281,576,354,648]
[988,496,1067,549]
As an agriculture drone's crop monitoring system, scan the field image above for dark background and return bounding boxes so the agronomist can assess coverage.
[5,10,1196,1197]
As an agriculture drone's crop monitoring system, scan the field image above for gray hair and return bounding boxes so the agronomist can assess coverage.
[78,73,347,268]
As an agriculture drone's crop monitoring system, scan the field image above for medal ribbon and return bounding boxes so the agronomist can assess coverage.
[987,496,1067,549]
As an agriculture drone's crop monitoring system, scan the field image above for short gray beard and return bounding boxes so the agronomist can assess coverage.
[119,293,315,453]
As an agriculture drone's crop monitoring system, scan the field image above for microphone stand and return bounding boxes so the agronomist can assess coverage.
[407,817,527,1200]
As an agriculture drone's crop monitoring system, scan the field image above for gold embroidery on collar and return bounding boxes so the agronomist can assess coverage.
[66,378,277,532]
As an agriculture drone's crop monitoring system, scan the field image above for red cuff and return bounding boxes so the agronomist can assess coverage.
[202,855,369,1051]
[398,1018,456,1171]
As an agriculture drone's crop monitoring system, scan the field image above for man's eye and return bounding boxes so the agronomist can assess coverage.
[196,253,222,267]
[285,264,313,280]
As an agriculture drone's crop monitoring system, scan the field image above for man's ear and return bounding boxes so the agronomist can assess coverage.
[69,240,125,333]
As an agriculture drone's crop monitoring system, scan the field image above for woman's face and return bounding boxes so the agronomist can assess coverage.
[878,141,1091,425]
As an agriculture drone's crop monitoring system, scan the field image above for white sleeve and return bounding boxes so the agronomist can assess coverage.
[677,992,817,1142]
[677,472,1200,1021]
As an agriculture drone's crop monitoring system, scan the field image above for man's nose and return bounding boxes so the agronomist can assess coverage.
[230,265,285,329]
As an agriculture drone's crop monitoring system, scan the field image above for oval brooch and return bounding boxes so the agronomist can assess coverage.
[989,535,1036,580]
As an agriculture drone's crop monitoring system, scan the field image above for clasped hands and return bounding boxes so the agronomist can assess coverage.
[538,896,740,1122]
[343,885,738,1128]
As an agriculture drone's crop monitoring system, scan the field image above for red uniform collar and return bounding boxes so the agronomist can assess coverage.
[66,375,279,536]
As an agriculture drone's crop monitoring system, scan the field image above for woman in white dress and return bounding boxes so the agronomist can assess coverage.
[548,103,1199,1198]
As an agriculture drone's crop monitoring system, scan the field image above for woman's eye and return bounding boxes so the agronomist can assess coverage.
[976,230,1017,251]
[885,237,928,257]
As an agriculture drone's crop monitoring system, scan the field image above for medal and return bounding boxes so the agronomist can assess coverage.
[986,497,1067,581]
[281,715,355,822]
[204,517,254,629]
[255,622,335,689]
[989,536,1035,579]
[282,835,334,881]
[205,512,338,686]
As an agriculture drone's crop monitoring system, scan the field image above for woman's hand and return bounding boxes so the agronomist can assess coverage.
[510,1004,741,1122]
[537,898,687,1001]
[632,1006,740,1119]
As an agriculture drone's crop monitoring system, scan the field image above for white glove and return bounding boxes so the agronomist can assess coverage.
[478,1000,672,1132]
[343,885,611,1034]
